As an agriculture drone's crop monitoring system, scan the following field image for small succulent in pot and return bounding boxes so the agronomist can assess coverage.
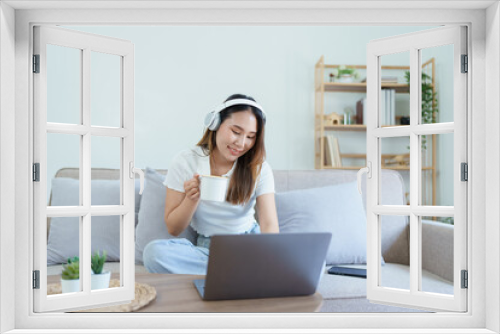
[90,250,110,290]
[336,65,359,78]
[332,65,359,83]
[61,261,80,280]
[61,260,80,293]
[60,251,110,291]
[91,250,107,275]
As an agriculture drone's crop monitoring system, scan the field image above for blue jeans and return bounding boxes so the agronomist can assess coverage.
[143,222,261,274]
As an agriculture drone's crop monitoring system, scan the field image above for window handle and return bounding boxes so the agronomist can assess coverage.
[129,162,145,195]
[357,162,372,194]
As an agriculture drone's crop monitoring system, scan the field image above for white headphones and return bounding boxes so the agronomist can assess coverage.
[204,98,267,131]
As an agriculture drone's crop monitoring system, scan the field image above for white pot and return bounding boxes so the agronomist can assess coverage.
[61,278,80,294]
[337,74,354,83]
[91,271,111,290]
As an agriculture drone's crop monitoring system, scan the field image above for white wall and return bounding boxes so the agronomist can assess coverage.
[0,2,16,333]
[486,2,500,332]
[48,25,456,205]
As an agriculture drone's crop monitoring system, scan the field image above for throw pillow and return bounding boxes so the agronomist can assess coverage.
[275,181,381,265]
[135,167,197,264]
[47,177,141,265]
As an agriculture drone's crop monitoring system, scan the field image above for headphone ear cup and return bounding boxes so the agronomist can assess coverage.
[204,111,221,131]
[211,113,221,131]
[204,111,215,130]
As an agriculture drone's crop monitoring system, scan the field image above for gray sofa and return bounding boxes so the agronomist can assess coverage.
[47,168,453,312]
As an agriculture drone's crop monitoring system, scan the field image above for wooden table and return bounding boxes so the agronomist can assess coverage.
[48,273,323,312]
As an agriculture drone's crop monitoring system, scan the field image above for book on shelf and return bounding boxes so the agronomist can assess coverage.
[381,90,386,125]
[356,98,363,125]
[354,97,367,125]
[324,134,342,167]
[390,89,396,125]
[354,89,396,126]
[362,97,366,125]
[323,136,333,167]
[332,136,342,167]
[382,88,396,125]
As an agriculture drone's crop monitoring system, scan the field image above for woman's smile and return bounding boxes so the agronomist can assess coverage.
[228,146,243,156]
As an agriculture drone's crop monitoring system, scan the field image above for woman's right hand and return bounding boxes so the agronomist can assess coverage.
[183,174,201,202]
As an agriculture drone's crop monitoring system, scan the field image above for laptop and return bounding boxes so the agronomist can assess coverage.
[193,232,332,301]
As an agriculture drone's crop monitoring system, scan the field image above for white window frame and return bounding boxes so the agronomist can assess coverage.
[33,25,136,313]
[1,2,498,333]
[366,26,468,312]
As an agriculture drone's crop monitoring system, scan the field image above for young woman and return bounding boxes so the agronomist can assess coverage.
[143,94,279,274]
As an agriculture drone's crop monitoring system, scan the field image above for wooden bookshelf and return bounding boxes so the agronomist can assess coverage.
[314,55,437,205]
[323,123,408,131]
[319,82,410,93]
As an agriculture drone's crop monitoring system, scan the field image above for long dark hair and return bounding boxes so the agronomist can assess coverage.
[197,94,266,205]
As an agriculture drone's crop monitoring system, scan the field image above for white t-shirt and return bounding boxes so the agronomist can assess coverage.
[164,146,275,236]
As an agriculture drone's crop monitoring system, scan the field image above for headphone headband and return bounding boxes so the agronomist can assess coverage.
[204,98,266,131]
[214,98,266,117]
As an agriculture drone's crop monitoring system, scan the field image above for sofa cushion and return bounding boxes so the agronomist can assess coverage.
[273,169,409,265]
[47,177,140,265]
[47,168,142,227]
[135,168,197,264]
[276,181,375,265]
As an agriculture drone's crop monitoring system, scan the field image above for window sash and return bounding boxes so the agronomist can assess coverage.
[366,26,468,312]
[32,25,136,313]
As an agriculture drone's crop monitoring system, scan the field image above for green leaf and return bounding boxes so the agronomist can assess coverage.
[404,70,438,130]
[91,250,107,274]
[61,261,79,280]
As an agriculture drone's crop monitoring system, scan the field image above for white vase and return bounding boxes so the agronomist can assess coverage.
[91,271,111,290]
[60,278,80,294]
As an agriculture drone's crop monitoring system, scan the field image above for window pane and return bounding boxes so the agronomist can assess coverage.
[47,216,81,295]
[47,44,81,125]
[420,44,454,124]
[381,136,410,205]
[379,52,410,127]
[91,136,121,205]
[421,216,454,295]
[421,133,453,206]
[47,133,80,206]
[380,215,410,291]
[91,52,121,127]
[91,215,121,291]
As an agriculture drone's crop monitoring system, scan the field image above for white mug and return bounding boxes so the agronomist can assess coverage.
[199,175,228,202]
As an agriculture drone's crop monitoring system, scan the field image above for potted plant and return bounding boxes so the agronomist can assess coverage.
[333,65,359,83]
[91,250,110,290]
[404,71,438,149]
[61,259,80,293]
[60,251,110,292]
